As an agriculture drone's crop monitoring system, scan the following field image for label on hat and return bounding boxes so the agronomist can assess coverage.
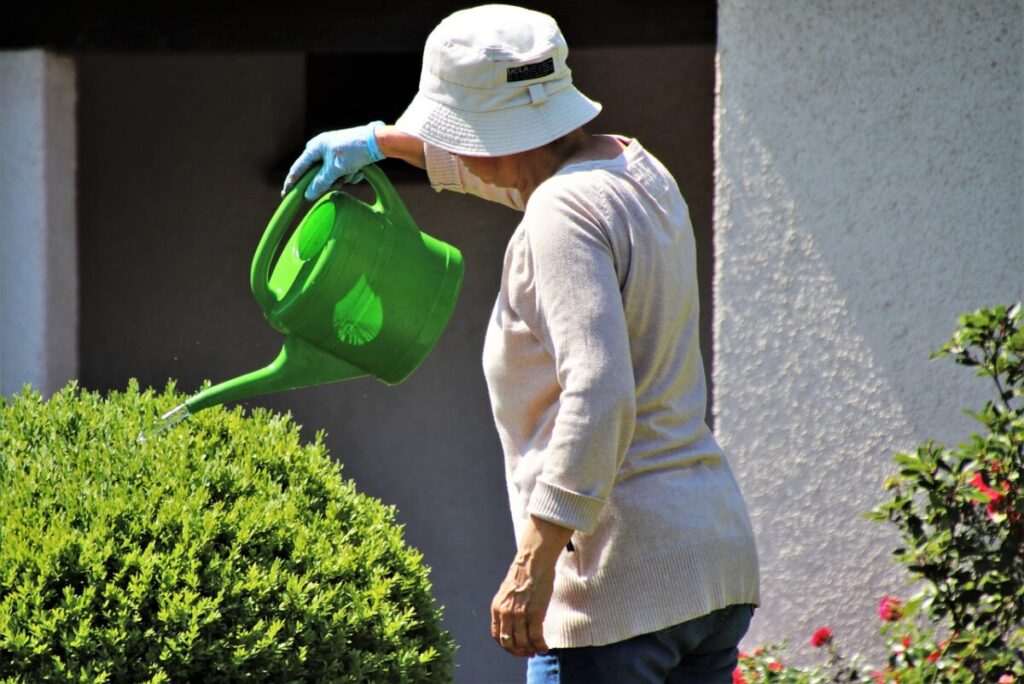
[506,58,555,83]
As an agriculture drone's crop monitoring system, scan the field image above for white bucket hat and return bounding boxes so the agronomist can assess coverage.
[395,4,602,157]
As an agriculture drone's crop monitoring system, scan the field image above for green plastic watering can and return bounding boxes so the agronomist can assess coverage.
[181,164,463,415]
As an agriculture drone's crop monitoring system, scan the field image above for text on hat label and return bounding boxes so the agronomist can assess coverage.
[506,58,555,83]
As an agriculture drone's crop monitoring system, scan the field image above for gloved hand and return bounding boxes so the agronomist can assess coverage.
[281,121,386,200]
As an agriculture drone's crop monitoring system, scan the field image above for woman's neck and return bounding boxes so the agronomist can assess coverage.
[515,130,624,202]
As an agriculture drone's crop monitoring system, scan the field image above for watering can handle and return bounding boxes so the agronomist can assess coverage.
[250,164,414,314]
[361,164,418,232]
[250,166,317,313]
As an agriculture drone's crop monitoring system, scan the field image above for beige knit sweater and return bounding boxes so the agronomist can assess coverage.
[425,138,760,648]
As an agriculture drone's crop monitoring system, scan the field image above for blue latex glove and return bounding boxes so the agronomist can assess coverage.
[282,121,385,200]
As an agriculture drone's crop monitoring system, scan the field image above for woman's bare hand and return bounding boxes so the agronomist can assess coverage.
[490,515,573,657]
[491,555,555,656]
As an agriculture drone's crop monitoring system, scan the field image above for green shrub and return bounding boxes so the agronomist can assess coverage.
[0,381,455,683]
[869,303,1023,680]
[734,304,1024,683]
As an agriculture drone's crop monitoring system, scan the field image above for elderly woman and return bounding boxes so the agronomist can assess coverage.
[283,4,760,683]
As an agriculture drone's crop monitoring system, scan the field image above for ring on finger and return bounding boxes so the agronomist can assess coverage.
[500,633,512,641]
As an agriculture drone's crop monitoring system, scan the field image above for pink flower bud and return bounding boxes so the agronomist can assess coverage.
[877,595,903,621]
[810,626,833,648]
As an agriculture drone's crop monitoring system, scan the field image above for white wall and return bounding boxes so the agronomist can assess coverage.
[0,51,77,397]
[715,0,1023,663]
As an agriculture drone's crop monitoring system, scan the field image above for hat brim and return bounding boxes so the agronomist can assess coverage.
[395,86,602,157]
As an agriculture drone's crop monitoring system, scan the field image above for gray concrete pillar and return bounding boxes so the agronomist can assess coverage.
[0,50,78,397]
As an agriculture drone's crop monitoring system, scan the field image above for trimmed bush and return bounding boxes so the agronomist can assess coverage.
[0,381,455,683]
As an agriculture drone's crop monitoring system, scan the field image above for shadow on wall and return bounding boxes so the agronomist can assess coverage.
[715,0,1023,665]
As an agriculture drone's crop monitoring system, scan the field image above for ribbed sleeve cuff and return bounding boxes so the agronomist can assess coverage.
[528,480,606,534]
[424,144,463,192]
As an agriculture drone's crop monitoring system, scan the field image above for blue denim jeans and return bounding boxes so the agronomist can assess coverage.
[526,604,755,684]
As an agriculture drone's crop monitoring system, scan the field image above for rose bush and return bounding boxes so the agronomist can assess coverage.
[734,304,1024,683]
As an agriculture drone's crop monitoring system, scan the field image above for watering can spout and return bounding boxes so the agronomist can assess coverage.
[184,336,367,414]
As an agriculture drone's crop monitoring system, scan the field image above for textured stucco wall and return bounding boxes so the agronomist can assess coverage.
[715,0,1023,662]
[0,50,77,397]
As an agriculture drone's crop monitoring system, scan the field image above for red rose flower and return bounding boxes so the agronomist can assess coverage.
[970,472,999,499]
[877,595,903,621]
[926,650,940,663]
[768,661,783,672]
[970,472,1011,519]
[732,669,748,684]
[810,626,833,648]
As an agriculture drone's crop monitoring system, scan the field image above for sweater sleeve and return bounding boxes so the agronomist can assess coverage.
[423,143,525,211]
[513,182,637,534]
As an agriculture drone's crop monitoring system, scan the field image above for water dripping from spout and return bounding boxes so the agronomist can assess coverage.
[138,403,190,442]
